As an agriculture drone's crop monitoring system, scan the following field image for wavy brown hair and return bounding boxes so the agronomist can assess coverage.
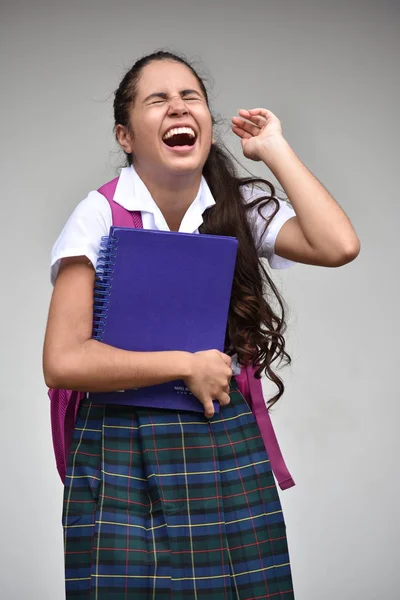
[113,50,291,406]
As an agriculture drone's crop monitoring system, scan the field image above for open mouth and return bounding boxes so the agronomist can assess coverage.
[162,127,197,150]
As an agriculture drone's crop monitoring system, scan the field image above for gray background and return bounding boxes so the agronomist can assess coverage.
[1,0,399,598]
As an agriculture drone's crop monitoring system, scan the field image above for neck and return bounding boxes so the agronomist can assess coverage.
[133,162,202,231]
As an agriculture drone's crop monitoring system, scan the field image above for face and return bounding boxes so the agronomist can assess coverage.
[116,60,213,179]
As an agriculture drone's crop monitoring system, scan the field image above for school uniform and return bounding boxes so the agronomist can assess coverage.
[52,165,296,599]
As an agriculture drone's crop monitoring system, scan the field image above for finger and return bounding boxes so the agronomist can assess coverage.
[203,398,215,419]
[232,117,261,137]
[246,114,267,128]
[242,107,274,118]
[237,111,268,128]
[231,125,253,140]
[232,115,260,130]
[219,352,232,367]
[218,392,231,406]
[245,109,280,128]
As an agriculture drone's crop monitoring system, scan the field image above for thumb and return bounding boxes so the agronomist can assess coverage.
[203,398,215,419]
[219,352,232,367]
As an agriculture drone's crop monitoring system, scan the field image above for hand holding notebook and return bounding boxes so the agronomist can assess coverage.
[89,227,238,413]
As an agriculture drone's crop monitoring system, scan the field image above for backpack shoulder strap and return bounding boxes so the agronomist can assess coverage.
[98,176,143,229]
[236,365,295,490]
[49,175,144,484]
[247,366,295,490]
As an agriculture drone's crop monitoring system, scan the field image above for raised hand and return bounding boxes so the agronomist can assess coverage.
[231,107,284,161]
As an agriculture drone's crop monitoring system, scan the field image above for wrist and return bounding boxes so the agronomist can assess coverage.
[259,136,292,169]
[176,351,194,380]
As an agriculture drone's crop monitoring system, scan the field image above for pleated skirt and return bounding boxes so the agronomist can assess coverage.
[63,378,294,599]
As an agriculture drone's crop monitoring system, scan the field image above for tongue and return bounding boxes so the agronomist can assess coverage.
[164,133,195,147]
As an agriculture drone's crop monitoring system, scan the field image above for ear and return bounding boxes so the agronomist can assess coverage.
[115,124,134,154]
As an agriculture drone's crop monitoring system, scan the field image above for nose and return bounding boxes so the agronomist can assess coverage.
[167,95,189,116]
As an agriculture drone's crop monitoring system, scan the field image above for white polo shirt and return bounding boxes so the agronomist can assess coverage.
[51,165,296,284]
[51,165,296,374]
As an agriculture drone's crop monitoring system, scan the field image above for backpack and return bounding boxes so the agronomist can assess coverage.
[48,177,295,490]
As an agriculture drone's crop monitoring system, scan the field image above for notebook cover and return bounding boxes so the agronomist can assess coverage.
[89,227,238,412]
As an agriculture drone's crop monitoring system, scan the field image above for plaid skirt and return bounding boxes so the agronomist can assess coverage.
[63,378,294,599]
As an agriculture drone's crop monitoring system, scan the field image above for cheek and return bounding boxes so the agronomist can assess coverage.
[133,123,159,151]
[206,116,214,141]
[199,113,213,142]
[205,126,214,148]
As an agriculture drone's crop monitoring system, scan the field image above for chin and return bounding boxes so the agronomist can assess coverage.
[160,139,211,175]
[163,157,205,176]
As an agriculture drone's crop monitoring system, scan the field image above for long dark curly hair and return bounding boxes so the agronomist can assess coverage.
[113,50,292,406]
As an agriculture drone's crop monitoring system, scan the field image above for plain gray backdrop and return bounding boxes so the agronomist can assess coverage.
[1,0,399,598]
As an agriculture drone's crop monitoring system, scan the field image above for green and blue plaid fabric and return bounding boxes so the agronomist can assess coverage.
[63,379,294,599]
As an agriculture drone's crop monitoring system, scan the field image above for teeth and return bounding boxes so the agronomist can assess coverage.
[163,127,196,140]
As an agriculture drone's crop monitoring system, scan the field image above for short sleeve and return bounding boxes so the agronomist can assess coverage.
[50,191,112,285]
[241,184,296,269]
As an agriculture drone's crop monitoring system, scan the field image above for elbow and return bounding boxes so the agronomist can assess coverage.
[43,351,79,390]
[328,238,361,268]
[343,238,361,265]
[43,359,67,389]
[44,374,61,389]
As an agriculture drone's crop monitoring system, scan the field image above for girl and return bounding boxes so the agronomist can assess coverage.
[43,50,360,599]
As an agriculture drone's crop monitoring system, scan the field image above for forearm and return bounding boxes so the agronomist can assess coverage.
[44,339,192,392]
[260,137,360,254]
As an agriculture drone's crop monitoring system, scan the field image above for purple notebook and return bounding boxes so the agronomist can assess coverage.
[89,227,238,412]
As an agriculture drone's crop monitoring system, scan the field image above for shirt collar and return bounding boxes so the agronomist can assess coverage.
[113,165,216,233]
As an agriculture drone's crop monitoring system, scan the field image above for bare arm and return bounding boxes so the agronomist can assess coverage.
[43,256,192,391]
[268,138,360,267]
[43,256,232,418]
[232,108,360,267]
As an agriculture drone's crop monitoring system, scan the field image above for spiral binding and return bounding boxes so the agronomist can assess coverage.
[92,234,118,341]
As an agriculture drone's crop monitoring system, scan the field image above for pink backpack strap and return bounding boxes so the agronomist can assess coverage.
[98,177,143,228]
[49,176,143,483]
[49,388,85,483]
[235,365,295,490]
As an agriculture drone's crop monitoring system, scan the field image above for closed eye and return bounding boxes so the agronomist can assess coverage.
[152,97,198,104]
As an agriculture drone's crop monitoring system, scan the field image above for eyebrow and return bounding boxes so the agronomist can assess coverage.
[143,89,203,103]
